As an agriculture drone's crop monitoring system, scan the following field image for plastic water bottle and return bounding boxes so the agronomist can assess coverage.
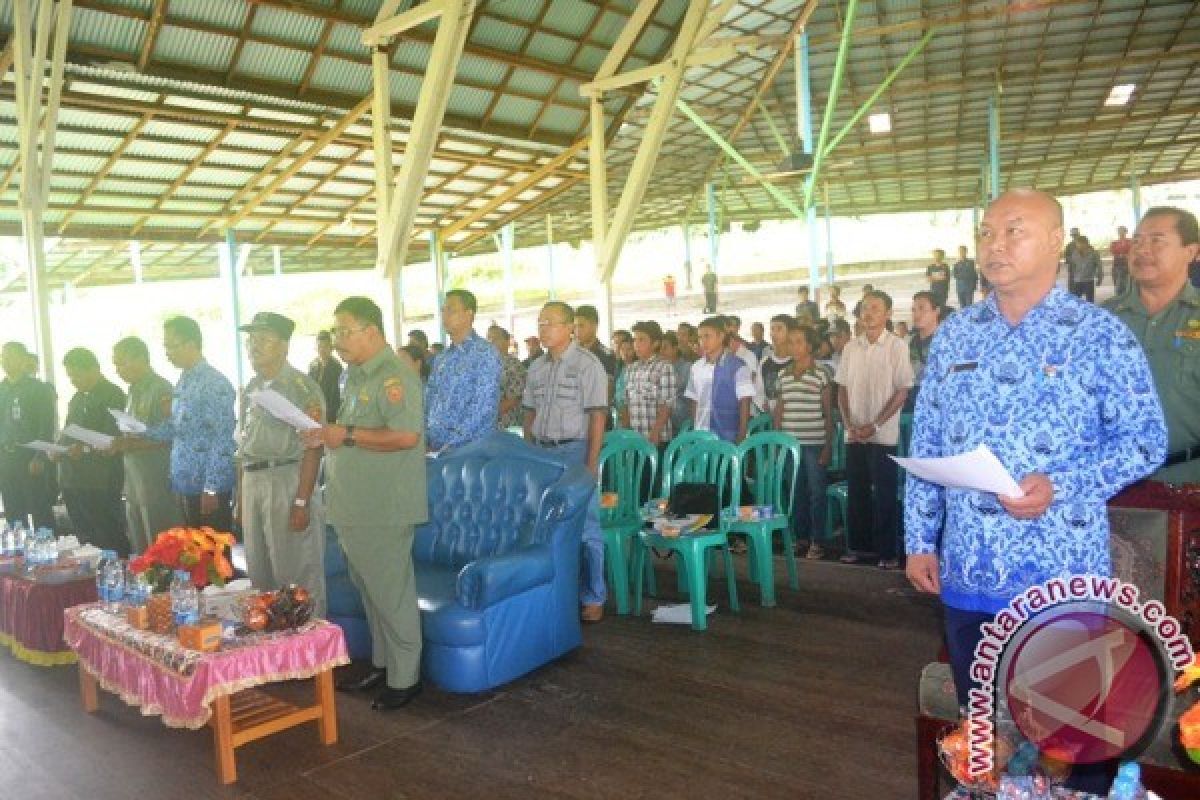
[95,551,121,611]
[1,524,13,557]
[170,570,199,627]
[1107,762,1147,800]
[35,528,56,565]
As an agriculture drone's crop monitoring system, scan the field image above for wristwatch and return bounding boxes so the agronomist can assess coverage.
[342,424,357,448]
[292,497,309,508]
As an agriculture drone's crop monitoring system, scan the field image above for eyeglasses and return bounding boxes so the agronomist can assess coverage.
[332,325,368,339]
[537,320,568,329]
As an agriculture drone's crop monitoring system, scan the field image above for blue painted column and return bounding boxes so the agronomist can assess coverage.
[430,230,446,345]
[1131,173,1142,225]
[681,222,693,290]
[706,181,719,274]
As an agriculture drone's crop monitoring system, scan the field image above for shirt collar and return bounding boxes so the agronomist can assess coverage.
[357,346,393,376]
[549,341,579,363]
[1109,281,1200,315]
[980,285,1070,328]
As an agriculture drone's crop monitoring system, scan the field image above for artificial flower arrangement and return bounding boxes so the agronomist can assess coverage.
[1175,655,1200,763]
[129,527,236,591]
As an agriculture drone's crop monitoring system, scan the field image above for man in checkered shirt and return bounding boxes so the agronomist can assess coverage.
[618,320,678,448]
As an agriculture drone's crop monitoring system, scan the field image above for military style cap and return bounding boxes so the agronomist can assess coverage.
[240,311,295,340]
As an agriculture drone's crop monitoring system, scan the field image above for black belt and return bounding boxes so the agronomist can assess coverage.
[1162,446,1200,469]
[243,458,299,472]
[534,438,583,448]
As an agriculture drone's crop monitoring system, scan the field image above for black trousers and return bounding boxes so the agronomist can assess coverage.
[703,290,717,313]
[845,442,898,559]
[0,454,55,529]
[944,606,1115,793]
[62,487,128,556]
[179,491,233,534]
[1069,280,1095,302]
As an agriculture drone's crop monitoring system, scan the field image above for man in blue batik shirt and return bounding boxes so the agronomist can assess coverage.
[142,316,237,531]
[424,289,501,452]
[904,190,1166,791]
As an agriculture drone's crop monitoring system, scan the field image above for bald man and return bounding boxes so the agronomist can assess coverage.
[903,190,1166,792]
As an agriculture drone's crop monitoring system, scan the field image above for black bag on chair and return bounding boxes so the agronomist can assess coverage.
[667,481,719,529]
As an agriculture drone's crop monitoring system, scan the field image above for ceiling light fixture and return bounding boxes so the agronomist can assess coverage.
[868,113,891,134]
[1104,84,1135,107]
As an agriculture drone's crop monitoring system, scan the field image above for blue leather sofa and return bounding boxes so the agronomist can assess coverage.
[325,432,593,692]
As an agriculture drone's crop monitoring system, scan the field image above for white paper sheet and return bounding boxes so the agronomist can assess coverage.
[651,603,717,625]
[20,440,69,456]
[108,408,147,434]
[62,423,115,450]
[250,388,321,431]
[892,444,1024,498]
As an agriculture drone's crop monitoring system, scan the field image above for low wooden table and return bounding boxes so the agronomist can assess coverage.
[65,605,349,784]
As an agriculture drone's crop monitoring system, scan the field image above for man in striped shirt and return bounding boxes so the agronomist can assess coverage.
[772,326,834,558]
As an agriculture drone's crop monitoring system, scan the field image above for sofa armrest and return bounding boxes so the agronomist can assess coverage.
[456,544,554,611]
[529,463,595,544]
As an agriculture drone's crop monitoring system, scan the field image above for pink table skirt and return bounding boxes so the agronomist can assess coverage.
[64,605,350,729]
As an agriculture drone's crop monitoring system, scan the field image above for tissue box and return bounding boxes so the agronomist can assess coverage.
[202,587,254,621]
[177,618,222,652]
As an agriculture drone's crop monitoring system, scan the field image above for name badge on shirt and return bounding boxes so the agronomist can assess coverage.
[949,361,978,374]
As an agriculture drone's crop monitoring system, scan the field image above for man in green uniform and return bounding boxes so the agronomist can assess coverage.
[0,342,56,530]
[110,336,181,553]
[236,312,327,617]
[303,297,427,711]
[54,348,127,554]
[1103,206,1200,484]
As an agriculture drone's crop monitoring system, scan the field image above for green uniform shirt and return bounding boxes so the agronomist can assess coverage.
[123,370,173,473]
[237,363,325,462]
[326,346,428,527]
[1104,282,1200,483]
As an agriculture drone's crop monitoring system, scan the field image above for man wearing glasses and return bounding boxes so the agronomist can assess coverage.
[522,302,609,623]
[304,297,427,711]
[424,289,501,452]
[236,312,327,617]
[142,316,236,531]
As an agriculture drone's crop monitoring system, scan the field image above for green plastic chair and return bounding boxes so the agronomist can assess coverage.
[746,412,773,436]
[829,420,846,473]
[631,439,741,631]
[598,432,659,614]
[728,432,801,607]
[825,481,849,549]
[659,429,718,496]
[677,418,694,434]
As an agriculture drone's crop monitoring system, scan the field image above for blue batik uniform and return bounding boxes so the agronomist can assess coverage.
[904,288,1166,613]
[146,360,237,496]
[424,331,501,451]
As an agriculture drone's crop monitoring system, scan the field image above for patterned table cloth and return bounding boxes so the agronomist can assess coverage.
[64,605,349,729]
[0,567,97,665]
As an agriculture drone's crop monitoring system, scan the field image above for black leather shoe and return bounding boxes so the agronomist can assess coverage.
[371,682,423,711]
[337,666,386,693]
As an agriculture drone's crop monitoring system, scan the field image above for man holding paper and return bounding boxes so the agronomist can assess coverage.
[110,336,181,553]
[236,312,327,617]
[0,342,56,529]
[903,190,1166,742]
[56,348,127,555]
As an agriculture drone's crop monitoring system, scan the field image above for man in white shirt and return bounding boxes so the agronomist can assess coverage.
[686,317,757,442]
[724,315,767,412]
[834,290,913,569]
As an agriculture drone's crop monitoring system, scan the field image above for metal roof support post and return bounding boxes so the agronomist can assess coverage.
[11,0,73,381]
[820,29,936,159]
[596,277,614,342]
[222,230,246,388]
[1130,173,1142,225]
[545,214,556,301]
[823,184,835,288]
[988,93,1001,201]
[797,29,819,294]
[373,0,476,276]
[707,182,719,278]
[804,0,859,210]
[430,231,447,346]
[501,222,515,334]
[130,241,143,284]
[978,163,988,213]
[371,46,395,255]
[390,264,405,345]
[682,222,693,290]
[272,245,283,280]
[676,98,806,220]
[596,0,711,283]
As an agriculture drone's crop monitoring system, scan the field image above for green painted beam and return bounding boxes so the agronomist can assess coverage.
[805,0,860,210]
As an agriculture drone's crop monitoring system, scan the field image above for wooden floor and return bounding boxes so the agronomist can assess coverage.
[0,557,942,800]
